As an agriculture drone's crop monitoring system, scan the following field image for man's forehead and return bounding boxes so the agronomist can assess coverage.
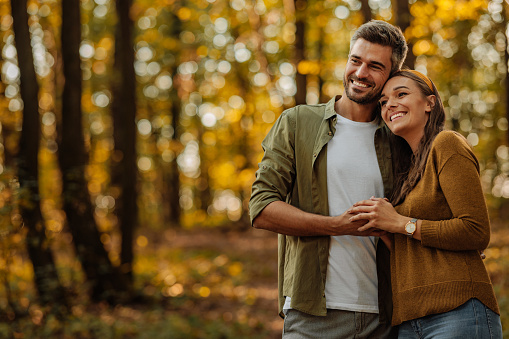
[350,39,393,63]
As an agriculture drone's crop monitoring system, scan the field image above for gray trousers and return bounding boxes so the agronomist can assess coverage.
[282,308,396,339]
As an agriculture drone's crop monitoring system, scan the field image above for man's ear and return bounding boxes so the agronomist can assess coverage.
[425,95,436,113]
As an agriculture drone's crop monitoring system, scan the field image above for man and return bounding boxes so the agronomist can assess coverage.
[249,20,408,338]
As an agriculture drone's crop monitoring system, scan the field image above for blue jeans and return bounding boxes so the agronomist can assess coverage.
[398,298,502,339]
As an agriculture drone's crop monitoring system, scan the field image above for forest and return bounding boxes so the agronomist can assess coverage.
[0,0,508,337]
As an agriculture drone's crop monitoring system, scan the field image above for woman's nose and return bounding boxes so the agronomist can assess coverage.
[386,97,397,108]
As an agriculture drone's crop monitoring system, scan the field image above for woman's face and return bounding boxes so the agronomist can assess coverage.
[380,76,435,147]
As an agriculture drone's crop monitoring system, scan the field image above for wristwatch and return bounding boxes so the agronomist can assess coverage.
[405,218,418,238]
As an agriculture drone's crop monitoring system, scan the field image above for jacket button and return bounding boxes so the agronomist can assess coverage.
[328,132,332,136]
[313,153,317,158]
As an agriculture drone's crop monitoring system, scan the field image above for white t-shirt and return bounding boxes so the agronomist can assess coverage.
[324,114,383,313]
[283,114,384,313]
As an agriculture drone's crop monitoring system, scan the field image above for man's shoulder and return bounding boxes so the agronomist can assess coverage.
[375,123,395,141]
[276,103,329,131]
[282,103,327,119]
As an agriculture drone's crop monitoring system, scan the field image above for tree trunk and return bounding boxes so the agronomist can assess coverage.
[59,0,129,303]
[318,26,327,103]
[10,0,67,311]
[294,0,307,105]
[360,0,372,22]
[394,0,415,68]
[167,97,181,226]
[163,8,184,227]
[505,2,509,145]
[111,0,137,285]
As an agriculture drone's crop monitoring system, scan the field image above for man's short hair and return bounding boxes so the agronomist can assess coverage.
[350,20,408,75]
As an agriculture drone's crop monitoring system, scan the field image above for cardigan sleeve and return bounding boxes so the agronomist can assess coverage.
[420,135,491,251]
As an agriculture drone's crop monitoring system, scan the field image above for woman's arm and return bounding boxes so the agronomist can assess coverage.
[348,198,416,237]
[418,153,490,250]
[349,148,490,251]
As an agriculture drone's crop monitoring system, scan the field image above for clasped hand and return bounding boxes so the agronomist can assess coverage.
[347,197,405,234]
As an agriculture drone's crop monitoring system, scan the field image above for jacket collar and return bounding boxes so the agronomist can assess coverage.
[324,95,340,120]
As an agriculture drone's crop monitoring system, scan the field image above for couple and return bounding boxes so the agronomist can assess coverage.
[249,20,502,338]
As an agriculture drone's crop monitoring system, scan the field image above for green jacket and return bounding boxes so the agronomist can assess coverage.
[249,96,395,323]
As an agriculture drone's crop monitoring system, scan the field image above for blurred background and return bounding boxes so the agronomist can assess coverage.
[0,0,508,337]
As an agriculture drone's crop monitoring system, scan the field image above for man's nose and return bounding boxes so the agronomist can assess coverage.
[355,63,369,78]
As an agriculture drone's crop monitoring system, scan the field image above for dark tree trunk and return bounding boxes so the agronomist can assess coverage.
[294,0,307,105]
[505,2,509,145]
[111,0,137,285]
[394,0,415,68]
[294,21,306,105]
[163,9,183,227]
[318,26,327,103]
[59,0,129,303]
[167,97,181,226]
[360,0,372,22]
[10,0,67,311]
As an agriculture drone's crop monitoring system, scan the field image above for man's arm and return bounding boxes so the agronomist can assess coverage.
[253,201,386,237]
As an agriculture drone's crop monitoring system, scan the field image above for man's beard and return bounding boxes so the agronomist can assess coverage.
[344,75,380,105]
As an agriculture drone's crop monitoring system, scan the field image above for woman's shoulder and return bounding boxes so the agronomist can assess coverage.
[433,130,466,144]
[431,130,477,164]
[432,130,471,151]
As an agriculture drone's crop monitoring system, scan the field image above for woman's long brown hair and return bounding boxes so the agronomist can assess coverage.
[389,71,446,205]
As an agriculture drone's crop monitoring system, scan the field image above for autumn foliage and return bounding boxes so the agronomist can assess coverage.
[0,0,508,337]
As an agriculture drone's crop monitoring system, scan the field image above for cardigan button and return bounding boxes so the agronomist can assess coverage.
[328,132,332,136]
[313,153,317,158]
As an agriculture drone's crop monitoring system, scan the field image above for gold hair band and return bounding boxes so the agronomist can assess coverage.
[405,70,434,91]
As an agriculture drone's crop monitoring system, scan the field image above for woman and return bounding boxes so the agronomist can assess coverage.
[349,70,502,338]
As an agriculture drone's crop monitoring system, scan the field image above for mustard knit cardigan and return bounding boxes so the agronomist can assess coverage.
[391,130,500,326]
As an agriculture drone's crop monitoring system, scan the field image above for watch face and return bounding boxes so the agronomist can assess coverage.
[406,222,416,233]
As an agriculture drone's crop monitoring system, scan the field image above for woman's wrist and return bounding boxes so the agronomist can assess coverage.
[400,217,414,235]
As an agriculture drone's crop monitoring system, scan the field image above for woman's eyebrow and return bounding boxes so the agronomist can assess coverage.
[392,85,410,91]
[381,85,410,98]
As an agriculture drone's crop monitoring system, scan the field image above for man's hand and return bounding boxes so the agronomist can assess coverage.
[329,210,387,237]
[253,201,386,237]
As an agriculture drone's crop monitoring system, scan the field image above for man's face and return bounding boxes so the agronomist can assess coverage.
[343,39,393,105]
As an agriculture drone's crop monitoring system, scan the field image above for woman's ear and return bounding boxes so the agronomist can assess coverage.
[425,95,436,113]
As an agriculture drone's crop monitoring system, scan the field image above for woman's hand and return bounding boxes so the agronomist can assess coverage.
[348,197,408,234]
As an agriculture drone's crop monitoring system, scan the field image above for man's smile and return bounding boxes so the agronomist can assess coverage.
[349,76,374,90]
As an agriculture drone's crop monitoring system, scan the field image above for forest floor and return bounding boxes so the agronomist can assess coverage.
[3,226,282,339]
[5,223,509,338]
[157,226,282,338]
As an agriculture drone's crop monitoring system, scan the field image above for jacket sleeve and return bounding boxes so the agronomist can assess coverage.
[248,108,296,225]
[420,136,490,251]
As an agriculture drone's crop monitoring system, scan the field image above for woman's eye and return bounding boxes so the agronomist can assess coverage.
[380,100,387,107]
[398,92,407,97]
